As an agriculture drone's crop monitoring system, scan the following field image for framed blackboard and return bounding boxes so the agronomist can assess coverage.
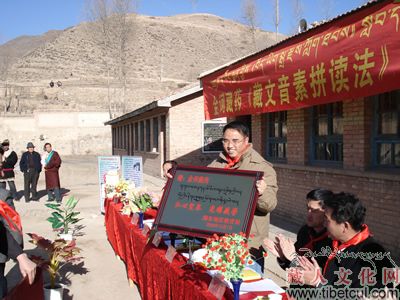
[202,121,226,153]
[154,165,263,238]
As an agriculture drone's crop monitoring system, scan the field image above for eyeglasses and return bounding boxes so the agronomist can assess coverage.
[222,138,244,145]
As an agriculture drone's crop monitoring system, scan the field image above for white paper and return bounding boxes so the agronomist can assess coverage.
[227,279,285,294]
[206,270,284,295]
[143,219,154,229]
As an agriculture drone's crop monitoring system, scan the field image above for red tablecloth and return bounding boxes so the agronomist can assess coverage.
[104,199,287,300]
[3,266,44,300]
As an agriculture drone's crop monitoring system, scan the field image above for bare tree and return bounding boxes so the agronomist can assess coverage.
[272,0,280,42]
[190,0,198,12]
[113,0,135,114]
[0,52,13,113]
[241,0,258,50]
[320,0,335,20]
[84,0,136,117]
[291,0,304,34]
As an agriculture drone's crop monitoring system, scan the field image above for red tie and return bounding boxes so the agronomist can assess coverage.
[224,155,241,169]
[323,224,370,275]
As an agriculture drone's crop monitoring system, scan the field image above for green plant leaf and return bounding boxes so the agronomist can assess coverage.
[65,196,74,207]
[66,212,80,218]
[51,212,63,220]
[70,218,83,224]
[52,220,63,229]
[45,203,62,212]
[46,216,57,225]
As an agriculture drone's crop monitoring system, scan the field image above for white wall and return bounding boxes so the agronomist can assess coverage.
[0,111,112,156]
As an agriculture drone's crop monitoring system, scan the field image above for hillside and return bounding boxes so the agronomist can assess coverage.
[0,13,285,115]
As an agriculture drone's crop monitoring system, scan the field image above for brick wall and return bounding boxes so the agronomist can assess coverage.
[273,165,400,259]
[287,108,309,165]
[343,98,373,170]
[168,95,215,166]
[251,114,263,153]
[251,98,400,260]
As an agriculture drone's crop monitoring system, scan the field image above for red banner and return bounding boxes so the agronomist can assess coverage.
[202,0,400,120]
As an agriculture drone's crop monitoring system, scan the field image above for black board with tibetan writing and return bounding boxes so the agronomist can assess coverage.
[154,165,262,238]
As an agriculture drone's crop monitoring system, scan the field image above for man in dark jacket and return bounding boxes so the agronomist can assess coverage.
[264,189,333,270]
[296,192,398,297]
[0,139,18,201]
[19,142,42,202]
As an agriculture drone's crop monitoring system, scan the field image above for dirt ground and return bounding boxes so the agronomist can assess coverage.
[4,155,295,299]
[4,155,156,299]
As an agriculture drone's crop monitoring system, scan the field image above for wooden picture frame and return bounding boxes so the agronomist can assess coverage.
[154,164,263,238]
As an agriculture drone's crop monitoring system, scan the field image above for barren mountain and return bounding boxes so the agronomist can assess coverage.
[0,13,284,115]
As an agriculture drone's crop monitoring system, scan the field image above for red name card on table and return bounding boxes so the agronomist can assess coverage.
[208,274,226,300]
[131,213,139,225]
[152,231,162,248]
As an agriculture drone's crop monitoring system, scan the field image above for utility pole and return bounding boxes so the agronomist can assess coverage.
[275,0,279,41]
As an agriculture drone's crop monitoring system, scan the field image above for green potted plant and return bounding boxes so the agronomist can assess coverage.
[46,196,81,240]
[135,191,155,228]
[27,232,82,300]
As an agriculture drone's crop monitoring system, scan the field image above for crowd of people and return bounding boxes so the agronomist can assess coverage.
[164,121,399,299]
[0,122,398,298]
[0,139,62,203]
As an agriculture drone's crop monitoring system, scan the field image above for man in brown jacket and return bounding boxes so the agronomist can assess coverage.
[209,121,278,273]
[164,121,278,273]
[43,143,62,203]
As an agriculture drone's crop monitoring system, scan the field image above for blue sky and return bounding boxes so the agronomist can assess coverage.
[0,0,368,44]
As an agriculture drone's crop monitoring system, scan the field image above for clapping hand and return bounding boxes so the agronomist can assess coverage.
[276,234,297,261]
[296,256,322,286]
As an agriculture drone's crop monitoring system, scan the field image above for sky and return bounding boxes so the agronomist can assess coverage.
[0,0,369,45]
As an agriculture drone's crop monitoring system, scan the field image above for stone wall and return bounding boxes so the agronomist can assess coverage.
[0,111,112,156]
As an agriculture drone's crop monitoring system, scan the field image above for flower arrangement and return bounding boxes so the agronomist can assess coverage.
[202,232,254,281]
[105,178,132,199]
[121,187,160,215]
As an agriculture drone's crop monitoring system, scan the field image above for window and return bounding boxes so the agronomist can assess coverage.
[140,121,145,151]
[373,91,400,168]
[124,125,128,149]
[146,119,151,152]
[112,127,116,148]
[134,123,139,151]
[118,126,122,148]
[266,111,287,162]
[311,103,343,165]
[153,117,159,152]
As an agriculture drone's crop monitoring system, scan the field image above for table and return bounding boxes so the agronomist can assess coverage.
[3,266,44,300]
[104,199,287,300]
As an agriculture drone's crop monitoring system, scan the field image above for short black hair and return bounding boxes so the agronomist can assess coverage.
[44,143,52,147]
[323,192,366,231]
[163,160,177,167]
[223,121,249,137]
[306,189,333,203]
